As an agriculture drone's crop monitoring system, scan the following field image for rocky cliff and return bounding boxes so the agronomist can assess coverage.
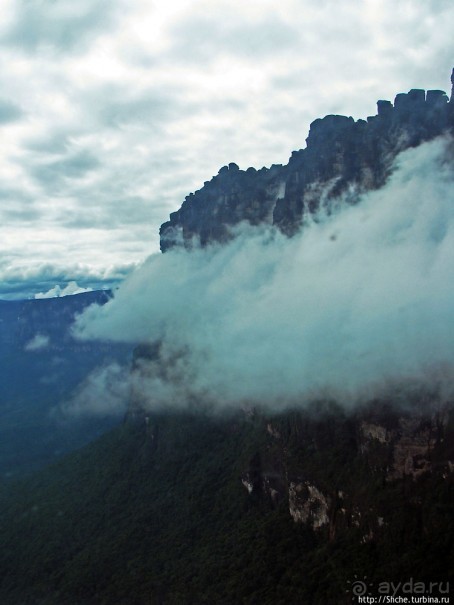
[160,69,454,249]
[239,397,453,544]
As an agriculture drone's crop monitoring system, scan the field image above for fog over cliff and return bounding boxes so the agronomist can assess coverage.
[73,137,454,412]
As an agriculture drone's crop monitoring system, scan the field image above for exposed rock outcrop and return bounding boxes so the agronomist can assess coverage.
[288,481,330,529]
[239,399,454,541]
[359,407,448,481]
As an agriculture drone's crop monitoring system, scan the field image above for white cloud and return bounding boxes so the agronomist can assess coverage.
[25,334,50,351]
[57,363,130,417]
[35,280,93,299]
[0,259,136,300]
[0,0,452,298]
[74,137,454,412]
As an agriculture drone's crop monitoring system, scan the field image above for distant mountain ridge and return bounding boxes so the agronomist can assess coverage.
[0,290,111,350]
[160,69,454,250]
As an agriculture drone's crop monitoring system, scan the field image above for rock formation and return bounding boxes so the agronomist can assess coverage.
[160,71,454,249]
[238,398,454,541]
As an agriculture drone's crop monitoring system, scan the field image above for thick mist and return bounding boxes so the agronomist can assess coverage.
[57,363,130,418]
[74,137,454,412]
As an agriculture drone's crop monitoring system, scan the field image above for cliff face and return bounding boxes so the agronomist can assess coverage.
[160,70,454,250]
[239,399,453,541]
[1,400,452,604]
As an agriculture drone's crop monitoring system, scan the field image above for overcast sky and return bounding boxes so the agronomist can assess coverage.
[0,0,453,299]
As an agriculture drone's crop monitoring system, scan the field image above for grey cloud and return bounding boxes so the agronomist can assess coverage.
[57,152,101,177]
[426,0,453,9]
[0,187,41,222]
[3,0,119,54]
[25,131,75,155]
[2,207,43,222]
[0,185,34,204]
[0,99,24,124]
[34,129,194,231]
[31,150,101,191]
[168,15,299,64]
[61,196,155,229]
[99,94,182,129]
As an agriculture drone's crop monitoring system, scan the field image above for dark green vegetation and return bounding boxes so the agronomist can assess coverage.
[0,292,132,477]
[0,405,452,604]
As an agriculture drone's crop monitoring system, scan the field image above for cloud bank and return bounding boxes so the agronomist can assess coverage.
[0,262,133,301]
[35,280,93,299]
[74,137,454,411]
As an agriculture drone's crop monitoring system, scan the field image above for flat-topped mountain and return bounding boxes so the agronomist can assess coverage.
[0,70,453,605]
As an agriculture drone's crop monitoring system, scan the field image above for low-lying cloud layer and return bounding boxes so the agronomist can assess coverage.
[74,137,454,412]
[35,280,93,299]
